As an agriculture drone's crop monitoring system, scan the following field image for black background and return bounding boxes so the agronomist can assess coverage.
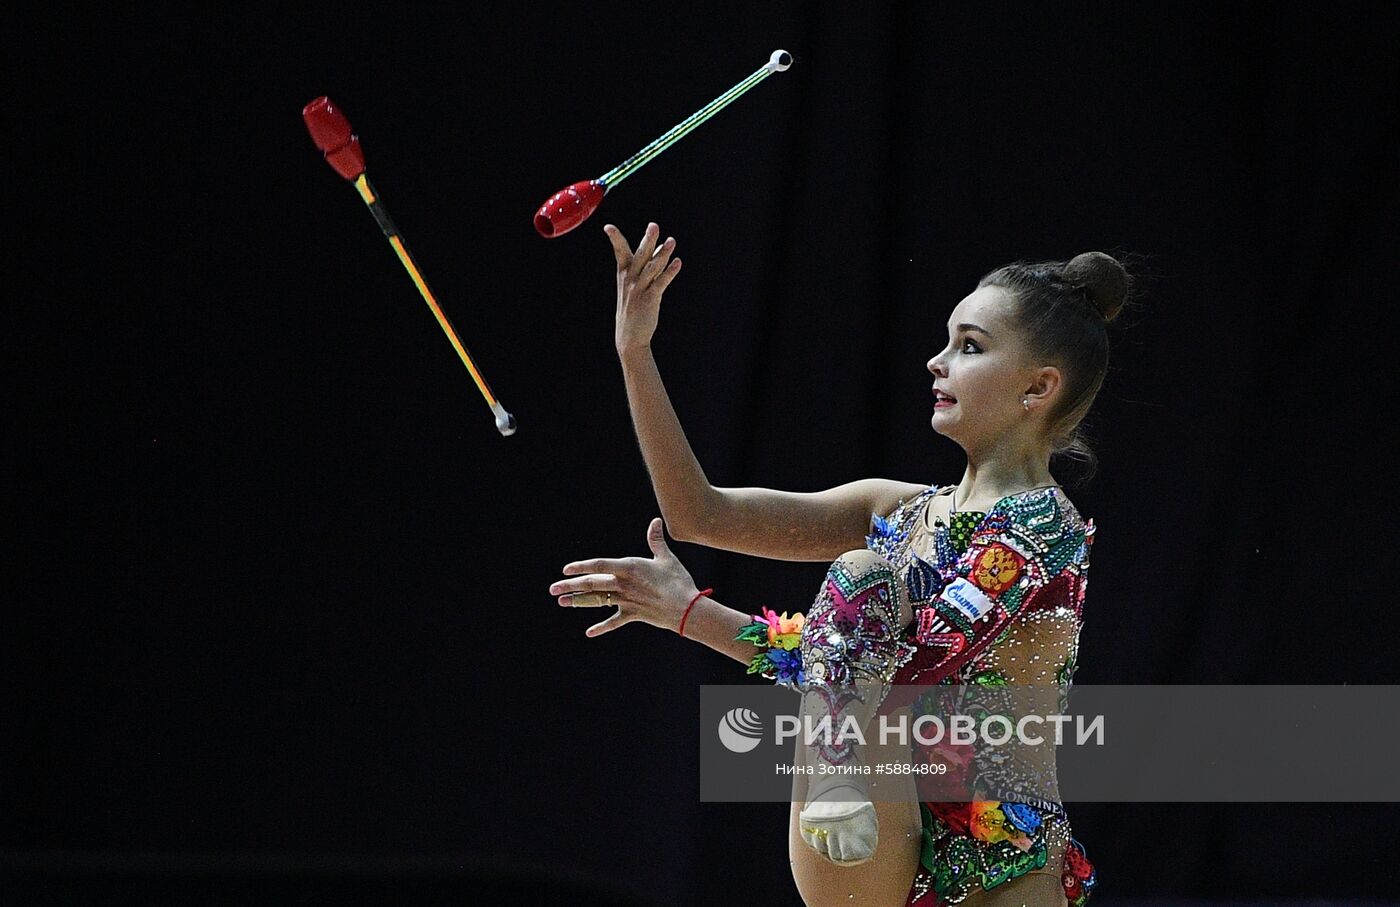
[9,1,1400,904]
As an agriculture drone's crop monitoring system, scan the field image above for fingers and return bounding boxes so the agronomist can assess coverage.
[610,223,681,299]
[585,608,632,638]
[639,236,676,282]
[652,256,682,294]
[645,517,671,559]
[603,224,632,271]
[551,573,619,603]
[566,590,617,607]
[560,558,622,576]
[629,222,660,277]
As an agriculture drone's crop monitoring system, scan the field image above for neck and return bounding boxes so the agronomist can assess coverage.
[954,456,1058,511]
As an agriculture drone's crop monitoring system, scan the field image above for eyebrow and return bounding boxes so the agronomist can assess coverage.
[949,322,993,339]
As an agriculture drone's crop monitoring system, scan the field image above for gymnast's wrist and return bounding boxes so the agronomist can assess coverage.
[676,587,712,637]
[616,341,653,363]
[734,607,806,685]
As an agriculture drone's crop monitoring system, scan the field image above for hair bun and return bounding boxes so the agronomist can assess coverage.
[1064,252,1128,323]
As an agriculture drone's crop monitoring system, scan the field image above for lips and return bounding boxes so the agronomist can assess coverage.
[934,388,957,406]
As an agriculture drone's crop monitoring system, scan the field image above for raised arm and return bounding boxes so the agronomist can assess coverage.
[608,222,927,562]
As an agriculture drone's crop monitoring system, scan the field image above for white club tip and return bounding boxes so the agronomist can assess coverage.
[767,49,793,72]
[493,404,517,437]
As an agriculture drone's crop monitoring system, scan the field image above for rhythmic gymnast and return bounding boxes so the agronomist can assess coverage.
[551,222,1127,906]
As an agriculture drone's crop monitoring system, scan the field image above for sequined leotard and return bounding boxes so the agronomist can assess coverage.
[864,485,1099,906]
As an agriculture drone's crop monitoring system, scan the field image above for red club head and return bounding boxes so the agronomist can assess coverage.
[533,180,607,238]
[302,96,366,180]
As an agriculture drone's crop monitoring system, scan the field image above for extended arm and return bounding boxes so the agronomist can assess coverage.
[608,224,925,562]
[551,517,781,670]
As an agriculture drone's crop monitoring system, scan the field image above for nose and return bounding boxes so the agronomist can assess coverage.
[927,353,947,377]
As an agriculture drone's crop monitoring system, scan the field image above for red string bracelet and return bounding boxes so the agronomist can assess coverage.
[678,588,712,638]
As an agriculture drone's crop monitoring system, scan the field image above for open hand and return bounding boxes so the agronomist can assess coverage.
[551,518,699,637]
[606,222,682,356]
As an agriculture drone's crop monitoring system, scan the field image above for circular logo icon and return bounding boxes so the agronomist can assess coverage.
[717,707,764,753]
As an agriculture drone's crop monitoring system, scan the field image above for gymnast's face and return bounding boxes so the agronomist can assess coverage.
[926,285,1040,444]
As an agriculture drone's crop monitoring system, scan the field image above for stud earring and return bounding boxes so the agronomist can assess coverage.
[1021,396,1030,410]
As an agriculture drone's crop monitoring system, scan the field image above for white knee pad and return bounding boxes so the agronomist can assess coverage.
[799,788,879,865]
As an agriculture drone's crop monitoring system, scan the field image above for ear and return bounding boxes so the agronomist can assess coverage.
[1023,364,1062,408]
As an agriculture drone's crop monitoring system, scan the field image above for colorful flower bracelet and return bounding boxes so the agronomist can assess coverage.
[735,606,806,686]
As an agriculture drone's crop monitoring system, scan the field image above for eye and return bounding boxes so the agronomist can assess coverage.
[961,338,981,353]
